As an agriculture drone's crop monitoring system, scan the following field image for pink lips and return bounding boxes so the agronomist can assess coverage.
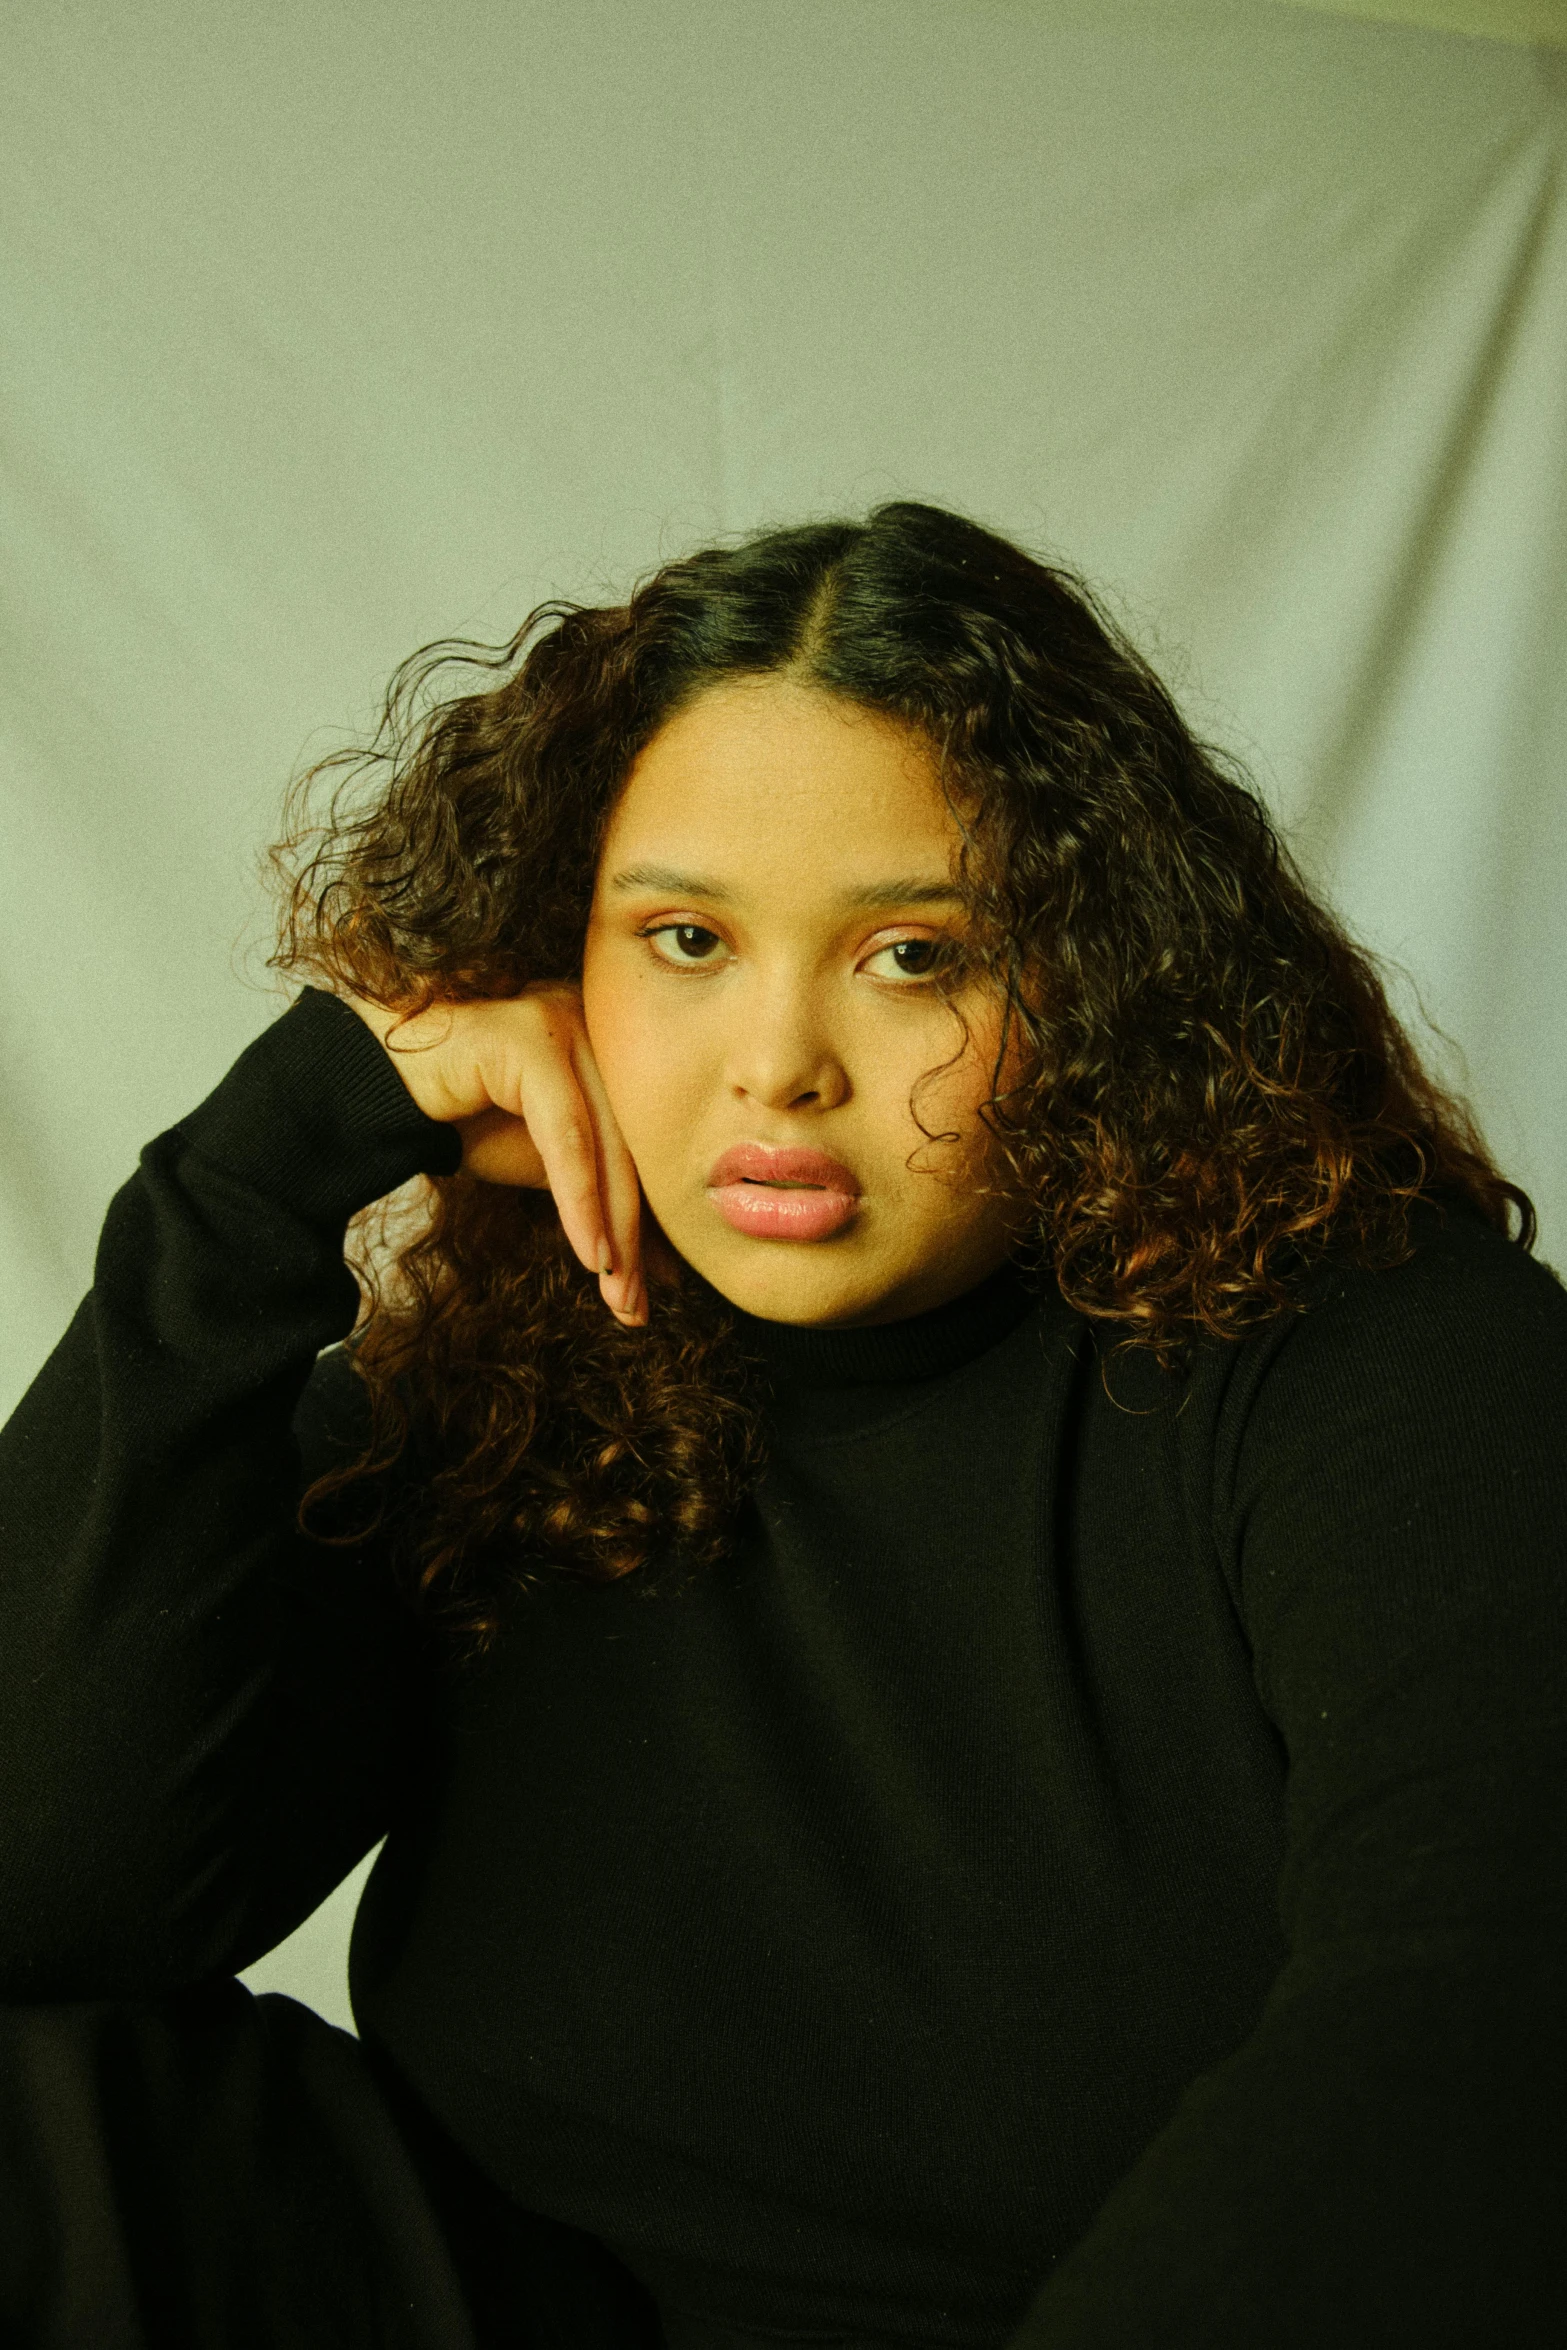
[706,1142,861,1242]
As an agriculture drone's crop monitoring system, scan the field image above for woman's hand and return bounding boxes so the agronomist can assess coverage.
[339,981,651,1326]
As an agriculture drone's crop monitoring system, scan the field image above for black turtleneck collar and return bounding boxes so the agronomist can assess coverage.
[725,1256,1047,1393]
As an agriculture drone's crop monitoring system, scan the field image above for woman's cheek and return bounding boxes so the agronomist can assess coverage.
[599,992,702,1188]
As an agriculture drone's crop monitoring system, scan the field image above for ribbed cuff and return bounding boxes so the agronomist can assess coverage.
[169,986,463,1229]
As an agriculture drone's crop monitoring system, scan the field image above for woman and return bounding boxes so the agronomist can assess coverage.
[1,501,1562,2349]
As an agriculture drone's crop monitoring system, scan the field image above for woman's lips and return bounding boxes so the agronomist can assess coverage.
[706,1142,860,1242]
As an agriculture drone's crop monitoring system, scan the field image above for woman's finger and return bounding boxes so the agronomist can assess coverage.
[510,1050,612,1281]
[571,1032,645,1321]
[451,1104,550,1188]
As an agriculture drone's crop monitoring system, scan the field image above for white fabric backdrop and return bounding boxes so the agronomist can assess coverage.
[4,0,1564,2022]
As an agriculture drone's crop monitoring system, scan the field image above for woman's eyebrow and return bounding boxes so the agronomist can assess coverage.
[607,863,962,910]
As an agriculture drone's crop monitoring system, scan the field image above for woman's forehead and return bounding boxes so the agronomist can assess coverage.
[607,676,952,847]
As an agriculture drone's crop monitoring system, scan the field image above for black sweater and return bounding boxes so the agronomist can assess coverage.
[2,985,1564,2349]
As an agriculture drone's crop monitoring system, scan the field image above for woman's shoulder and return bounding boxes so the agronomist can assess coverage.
[1267,1192,1567,1384]
[1183,1195,1567,1748]
[1100,1193,1566,1435]
[1206,1192,1567,1530]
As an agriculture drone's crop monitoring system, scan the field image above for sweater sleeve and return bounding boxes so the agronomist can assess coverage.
[1013,1204,1567,2349]
[0,986,463,2001]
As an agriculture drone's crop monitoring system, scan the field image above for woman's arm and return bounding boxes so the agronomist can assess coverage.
[0,987,463,2000]
[1013,1204,1567,2347]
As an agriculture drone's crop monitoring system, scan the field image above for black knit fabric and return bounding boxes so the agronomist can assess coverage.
[1,984,1564,2350]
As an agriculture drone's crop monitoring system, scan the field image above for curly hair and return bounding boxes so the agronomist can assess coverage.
[268,499,1534,1667]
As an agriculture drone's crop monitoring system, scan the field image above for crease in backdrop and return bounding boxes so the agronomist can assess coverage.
[1,0,1563,2027]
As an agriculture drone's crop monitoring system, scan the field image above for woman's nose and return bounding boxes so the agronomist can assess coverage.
[724,988,849,1112]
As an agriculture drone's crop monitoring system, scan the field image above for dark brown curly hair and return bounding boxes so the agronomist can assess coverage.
[268,498,1534,1668]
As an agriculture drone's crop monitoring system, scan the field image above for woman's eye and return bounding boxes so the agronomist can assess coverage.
[863,937,950,982]
[644,923,726,965]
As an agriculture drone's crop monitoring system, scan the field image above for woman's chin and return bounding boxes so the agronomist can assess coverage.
[658,1229,896,1328]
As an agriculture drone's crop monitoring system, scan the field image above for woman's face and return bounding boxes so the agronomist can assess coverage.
[580,674,1026,1328]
